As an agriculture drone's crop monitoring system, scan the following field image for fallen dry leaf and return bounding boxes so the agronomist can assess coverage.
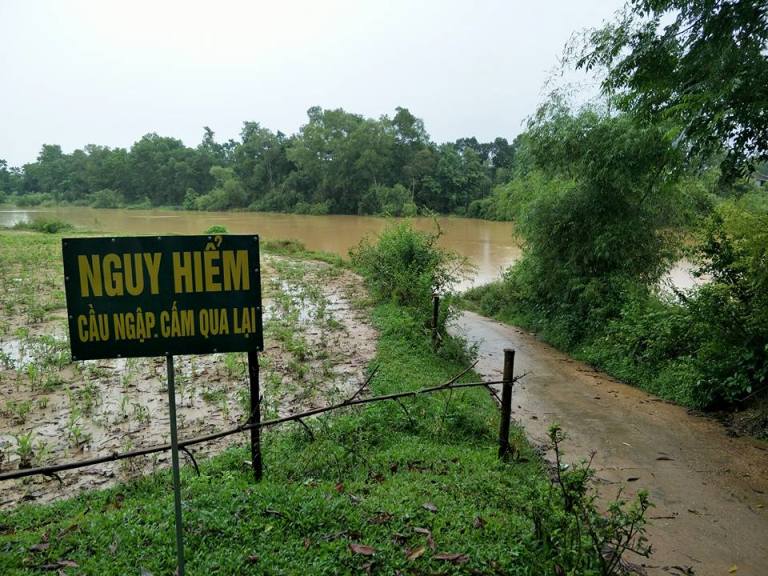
[368,512,393,525]
[433,552,469,564]
[349,543,376,556]
[422,502,438,513]
[472,516,486,529]
[413,527,431,535]
[406,546,426,561]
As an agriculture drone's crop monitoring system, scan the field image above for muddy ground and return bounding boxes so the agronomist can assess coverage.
[0,254,377,509]
[453,310,768,576]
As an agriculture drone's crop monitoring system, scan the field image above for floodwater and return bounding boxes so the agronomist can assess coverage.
[0,206,698,290]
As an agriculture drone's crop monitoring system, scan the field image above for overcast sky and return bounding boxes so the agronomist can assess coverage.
[0,0,624,167]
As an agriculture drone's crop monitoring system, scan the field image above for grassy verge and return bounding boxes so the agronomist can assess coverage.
[0,301,555,575]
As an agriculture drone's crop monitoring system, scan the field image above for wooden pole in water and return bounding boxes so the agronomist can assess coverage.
[247,350,262,481]
[166,355,186,576]
[498,349,515,460]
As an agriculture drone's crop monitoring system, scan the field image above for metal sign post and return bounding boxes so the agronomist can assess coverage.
[166,355,186,576]
[60,234,265,574]
[247,350,262,481]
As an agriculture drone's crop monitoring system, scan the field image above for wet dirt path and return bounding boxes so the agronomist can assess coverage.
[452,311,768,576]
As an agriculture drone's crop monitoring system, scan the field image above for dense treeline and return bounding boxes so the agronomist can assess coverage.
[0,107,521,216]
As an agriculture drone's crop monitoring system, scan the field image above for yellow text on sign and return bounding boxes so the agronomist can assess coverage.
[77,249,251,297]
[78,253,162,297]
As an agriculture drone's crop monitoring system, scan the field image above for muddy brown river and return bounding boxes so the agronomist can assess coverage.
[0,207,700,291]
[0,207,519,290]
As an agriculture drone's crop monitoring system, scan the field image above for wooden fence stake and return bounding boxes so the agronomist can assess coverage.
[498,348,515,460]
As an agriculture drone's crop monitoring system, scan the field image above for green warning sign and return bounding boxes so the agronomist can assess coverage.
[62,234,263,360]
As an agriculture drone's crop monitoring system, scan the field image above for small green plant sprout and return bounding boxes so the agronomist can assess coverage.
[0,349,13,369]
[14,431,35,469]
[66,413,91,449]
[132,402,150,425]
[204,224,229,234]
[33,438,51,467]
[223,352,245,379]
[78,380,101,415]
[3,399,33,424]
[25,363,40,387]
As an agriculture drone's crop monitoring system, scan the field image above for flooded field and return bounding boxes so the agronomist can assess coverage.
[0,232,376,508]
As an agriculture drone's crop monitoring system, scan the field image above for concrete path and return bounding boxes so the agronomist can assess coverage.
[452,310,768,576]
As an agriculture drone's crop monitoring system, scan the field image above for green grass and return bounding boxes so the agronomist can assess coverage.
[0,228,641,574]
[0,303,557,576]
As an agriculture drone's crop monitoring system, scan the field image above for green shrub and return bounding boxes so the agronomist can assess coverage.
[350,222,469,338]
[358,183,417,216]
[293,200,330,215]
[13,218,73,233]
[351,222,461,306]
[204,225,229,234]
[13,193,52,207]
[89,188,123,208]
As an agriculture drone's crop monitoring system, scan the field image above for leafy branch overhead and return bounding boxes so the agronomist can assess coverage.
[577,0,768,178]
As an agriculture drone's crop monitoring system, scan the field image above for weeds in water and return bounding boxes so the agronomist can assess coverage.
[13,431,35,469]
[66,412,91,449]
[3,399,33,424]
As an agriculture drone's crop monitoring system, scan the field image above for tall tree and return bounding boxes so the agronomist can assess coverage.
[577,0,768,178]
[234,122,293,204]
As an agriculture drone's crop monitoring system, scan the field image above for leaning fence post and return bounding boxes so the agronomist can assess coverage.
[498,348,515,460]
[431,294,440,348]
